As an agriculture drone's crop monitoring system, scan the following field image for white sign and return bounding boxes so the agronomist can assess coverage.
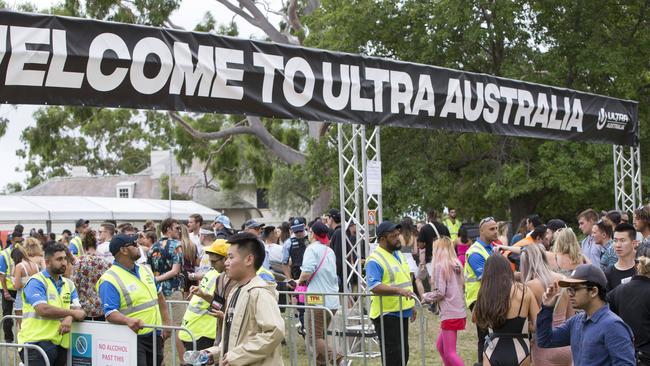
[367,160,382,195]
[69,322,138,366]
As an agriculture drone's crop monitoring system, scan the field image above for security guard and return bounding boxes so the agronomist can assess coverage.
[97,234,172,366]
[18,242,85,366]
[464,217,497,365]
[443,208,462,241]
[68,218,89,256]
[366,221,416,366]
[179,240,229,352]
[1,231,21,343]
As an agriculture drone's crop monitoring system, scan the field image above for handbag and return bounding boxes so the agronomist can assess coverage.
[296,248,329,303]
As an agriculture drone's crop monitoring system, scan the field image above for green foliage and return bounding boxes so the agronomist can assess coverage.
[268,129,338,215]
[18,106,174,188]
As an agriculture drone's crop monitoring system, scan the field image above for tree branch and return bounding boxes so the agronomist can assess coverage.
[169,112,306,165]
[287,0,302,33]
[215,0,294,44]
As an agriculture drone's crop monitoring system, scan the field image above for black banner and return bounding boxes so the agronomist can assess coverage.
[0,11,639,146]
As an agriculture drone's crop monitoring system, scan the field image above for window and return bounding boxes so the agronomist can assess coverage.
[116,182,135,198]
[118,188,130,198]
[256,188,269,209]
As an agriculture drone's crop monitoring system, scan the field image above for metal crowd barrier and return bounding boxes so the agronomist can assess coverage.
[1,315,197,366]
[1,315,24,366]
[83,320,197,366]
[162,291,427,366]
[278,291,427,366]
[0,342,50,366]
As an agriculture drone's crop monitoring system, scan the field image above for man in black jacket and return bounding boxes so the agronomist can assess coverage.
[328,209,357,292]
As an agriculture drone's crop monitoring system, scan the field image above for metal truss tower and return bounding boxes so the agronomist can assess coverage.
[613,145,643,212]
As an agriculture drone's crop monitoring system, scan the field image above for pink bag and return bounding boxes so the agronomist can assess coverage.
[295,284,308,303]
[295,250,328,303]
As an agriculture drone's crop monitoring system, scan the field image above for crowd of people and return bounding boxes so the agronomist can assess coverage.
[0,205,649,366]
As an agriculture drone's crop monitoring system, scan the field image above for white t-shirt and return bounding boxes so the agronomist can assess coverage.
[266,243,284,264]
[96,241,114,263]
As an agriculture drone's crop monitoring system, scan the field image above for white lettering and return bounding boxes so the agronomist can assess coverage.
[282,56,315,107]
[547,95,563,129]
[350,65,372,111]
[45,29,84,88]
[322,62,350,110]
[513,89,534,126]
[169,43,214,97]
[483,83,500,123]
[530,92,549,128]
[411,74,435,116]
[6,26,50,86]
[212,47,244,100]
[463,80,484,122]
[440,78,463,119]
[565,99,583,132]
[0,26,8,68]
[252,53,283,103]
[365,67,390,113]
[499,87,517,124]
[389,70,413,114]
[87,33,130,92]
[130,37,173,95]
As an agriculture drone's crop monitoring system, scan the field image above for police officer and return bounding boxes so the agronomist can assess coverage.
[179,240,229,353]
[68,218,89,256]
[97,234,172,366]
[282,217,309,284]
[464,217,497,365]
[18,242,85,366]
[366,221,416,366]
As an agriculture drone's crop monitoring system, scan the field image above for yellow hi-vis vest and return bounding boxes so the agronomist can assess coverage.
[443,218,462,241]
[180,269,219,342]
[366,247,415,319]
[1,248,15,291]
[18,272,75,348]
[96,264,161,335]
[463,242,490,307]
[256,266,276,282]
[70,236,84,257]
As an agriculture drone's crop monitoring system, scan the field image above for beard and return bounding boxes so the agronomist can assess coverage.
[51,265,66,275]
[130,248,142,261]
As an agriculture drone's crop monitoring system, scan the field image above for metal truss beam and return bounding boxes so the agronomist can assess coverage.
[613,145,642,212]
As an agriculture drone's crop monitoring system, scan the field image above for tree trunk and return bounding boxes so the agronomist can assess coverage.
[509,194,538,230]
[311,186,332,219]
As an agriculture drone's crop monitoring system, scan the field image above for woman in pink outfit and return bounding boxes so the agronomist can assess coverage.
[423,237,466,366]
[520,244,573,366]
[455,225,471,266]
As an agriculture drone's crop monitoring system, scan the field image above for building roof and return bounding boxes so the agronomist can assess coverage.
[0,195,220,222]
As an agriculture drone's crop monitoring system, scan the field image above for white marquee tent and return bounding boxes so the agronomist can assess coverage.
[0,195,220,231]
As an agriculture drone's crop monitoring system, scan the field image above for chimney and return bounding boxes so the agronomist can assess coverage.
[70,166,89,177]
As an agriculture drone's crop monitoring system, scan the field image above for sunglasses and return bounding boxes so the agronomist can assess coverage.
[479,217,495,228]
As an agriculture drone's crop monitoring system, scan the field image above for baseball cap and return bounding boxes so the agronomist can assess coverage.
[244,219,265,229]
[376,221,401,238]
[214,215,232,230]
[109,234,139,256]
[558,264,607,289]
[75,219,89,228]
[311,222,330,244]
[290,218,305,233]
[205,239,230,257]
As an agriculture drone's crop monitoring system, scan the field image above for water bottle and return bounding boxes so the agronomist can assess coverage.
[183,350,209,365]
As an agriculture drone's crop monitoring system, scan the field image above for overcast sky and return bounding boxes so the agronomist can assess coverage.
[0,0,283,190]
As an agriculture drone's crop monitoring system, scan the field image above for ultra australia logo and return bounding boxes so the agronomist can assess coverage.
[597,108,629,130]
